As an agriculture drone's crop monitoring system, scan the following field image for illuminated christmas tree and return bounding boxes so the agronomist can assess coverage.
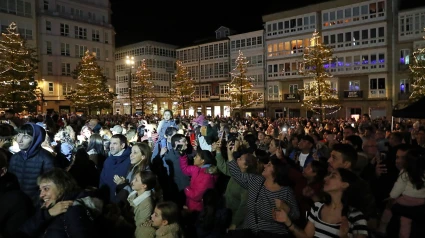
[409,30,425,102]
[133,59,155,114]
[0,22,39,112]
[67,50,115,114]
[170,60,195,115]
[298,30,340,120]
[228,50,262,115]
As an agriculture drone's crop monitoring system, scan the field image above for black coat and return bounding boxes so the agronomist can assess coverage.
[19,191,99,238]
[0,172,34,238]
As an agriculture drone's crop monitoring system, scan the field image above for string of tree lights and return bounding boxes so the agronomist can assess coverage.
[227,50,263,115]
[409,28,425,103]
[298,30,341,120]
[0,22,39,111]
[132,59,155,114]
[170,60,195,115]
[66,50,116,114]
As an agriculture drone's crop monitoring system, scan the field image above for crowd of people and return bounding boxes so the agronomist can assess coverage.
[0,108,425,238]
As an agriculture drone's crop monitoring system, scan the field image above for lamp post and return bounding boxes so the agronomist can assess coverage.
[126,55,135,115]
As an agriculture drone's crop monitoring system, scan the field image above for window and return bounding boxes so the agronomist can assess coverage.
[400,79,410,93]
[74,26,87,39]
[61,43,70,56]
[93,47,100,59]
[75,45,87,58]
[46,21,51,31]
[47,62,53,75]
[268,85,279,100]
[369,77,386,98]
[345,8,351,17]
[61,63,71,76]
[400,49,410,65]
[349,80,360,91]
[289,84,298,94]
[62,83,72,95]
[60,23,69,36]
[105,50,109,60]
[104,32,109,43]
[48,82,54,94]
[92,30,99,42]
[43,0,48,10]
[46,41,52,54]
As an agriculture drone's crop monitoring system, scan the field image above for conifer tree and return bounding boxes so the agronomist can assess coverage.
[67,50,115,114]
[133,59,155,114]
[170,60,195,115]
[228,50,262,116]
[0,22,38,112]
[409,30,425,102]
[298,30,340,120]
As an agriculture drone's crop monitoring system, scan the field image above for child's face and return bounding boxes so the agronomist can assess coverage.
[151,207,164,227]
[163,112,172,121]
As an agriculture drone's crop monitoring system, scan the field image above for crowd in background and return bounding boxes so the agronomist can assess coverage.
[0,108,425,238]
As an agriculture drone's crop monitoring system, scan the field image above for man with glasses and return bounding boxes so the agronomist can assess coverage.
[8,123,56,205]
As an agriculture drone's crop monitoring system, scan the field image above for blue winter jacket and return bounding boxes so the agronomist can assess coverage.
[8,123,56,205]
[99,147,131,201]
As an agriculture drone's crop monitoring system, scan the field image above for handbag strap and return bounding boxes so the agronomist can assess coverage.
[254,180,265,226]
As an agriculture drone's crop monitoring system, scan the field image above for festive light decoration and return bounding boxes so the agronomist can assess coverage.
[67,50,116,114]
[409,29,425,102]
[170,60,195,115]
[298,30,341,120]
[227,50,263,114]
[0,22,39,111]
[132,59,155,114]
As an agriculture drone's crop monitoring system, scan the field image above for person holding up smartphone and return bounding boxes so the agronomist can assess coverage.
[161,133,190,208]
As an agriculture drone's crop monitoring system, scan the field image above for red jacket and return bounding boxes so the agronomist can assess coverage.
[179,155,218,212]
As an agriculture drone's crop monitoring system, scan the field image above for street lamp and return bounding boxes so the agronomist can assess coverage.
[126,55,135,115]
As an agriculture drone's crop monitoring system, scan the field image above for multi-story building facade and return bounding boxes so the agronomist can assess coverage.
[229,30,266,117]
[0,0,37,111]
[396,6,425,106]
[175,27,232,117]
[0,0,36,47]
[263,0,399,119]
[175,26,265,117]
[114,41,177,115]
[37,0,115,114]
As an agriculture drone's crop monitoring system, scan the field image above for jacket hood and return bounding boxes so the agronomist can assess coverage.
[19,122,46,159]
[73,196,104,218]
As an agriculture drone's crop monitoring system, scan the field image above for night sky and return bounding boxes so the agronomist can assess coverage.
[109,1,423,48]
[109,0,329,48]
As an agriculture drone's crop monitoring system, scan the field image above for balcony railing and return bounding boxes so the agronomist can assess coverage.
[398,64,409,71]
[284,93,301,101]
[398,92,411,101]
[343,90,363,99]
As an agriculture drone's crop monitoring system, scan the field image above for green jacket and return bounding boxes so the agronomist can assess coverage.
[215,152,247,227]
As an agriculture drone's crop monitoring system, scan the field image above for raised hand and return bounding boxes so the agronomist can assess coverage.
[274,198,291,213]
[272,208,289,223]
